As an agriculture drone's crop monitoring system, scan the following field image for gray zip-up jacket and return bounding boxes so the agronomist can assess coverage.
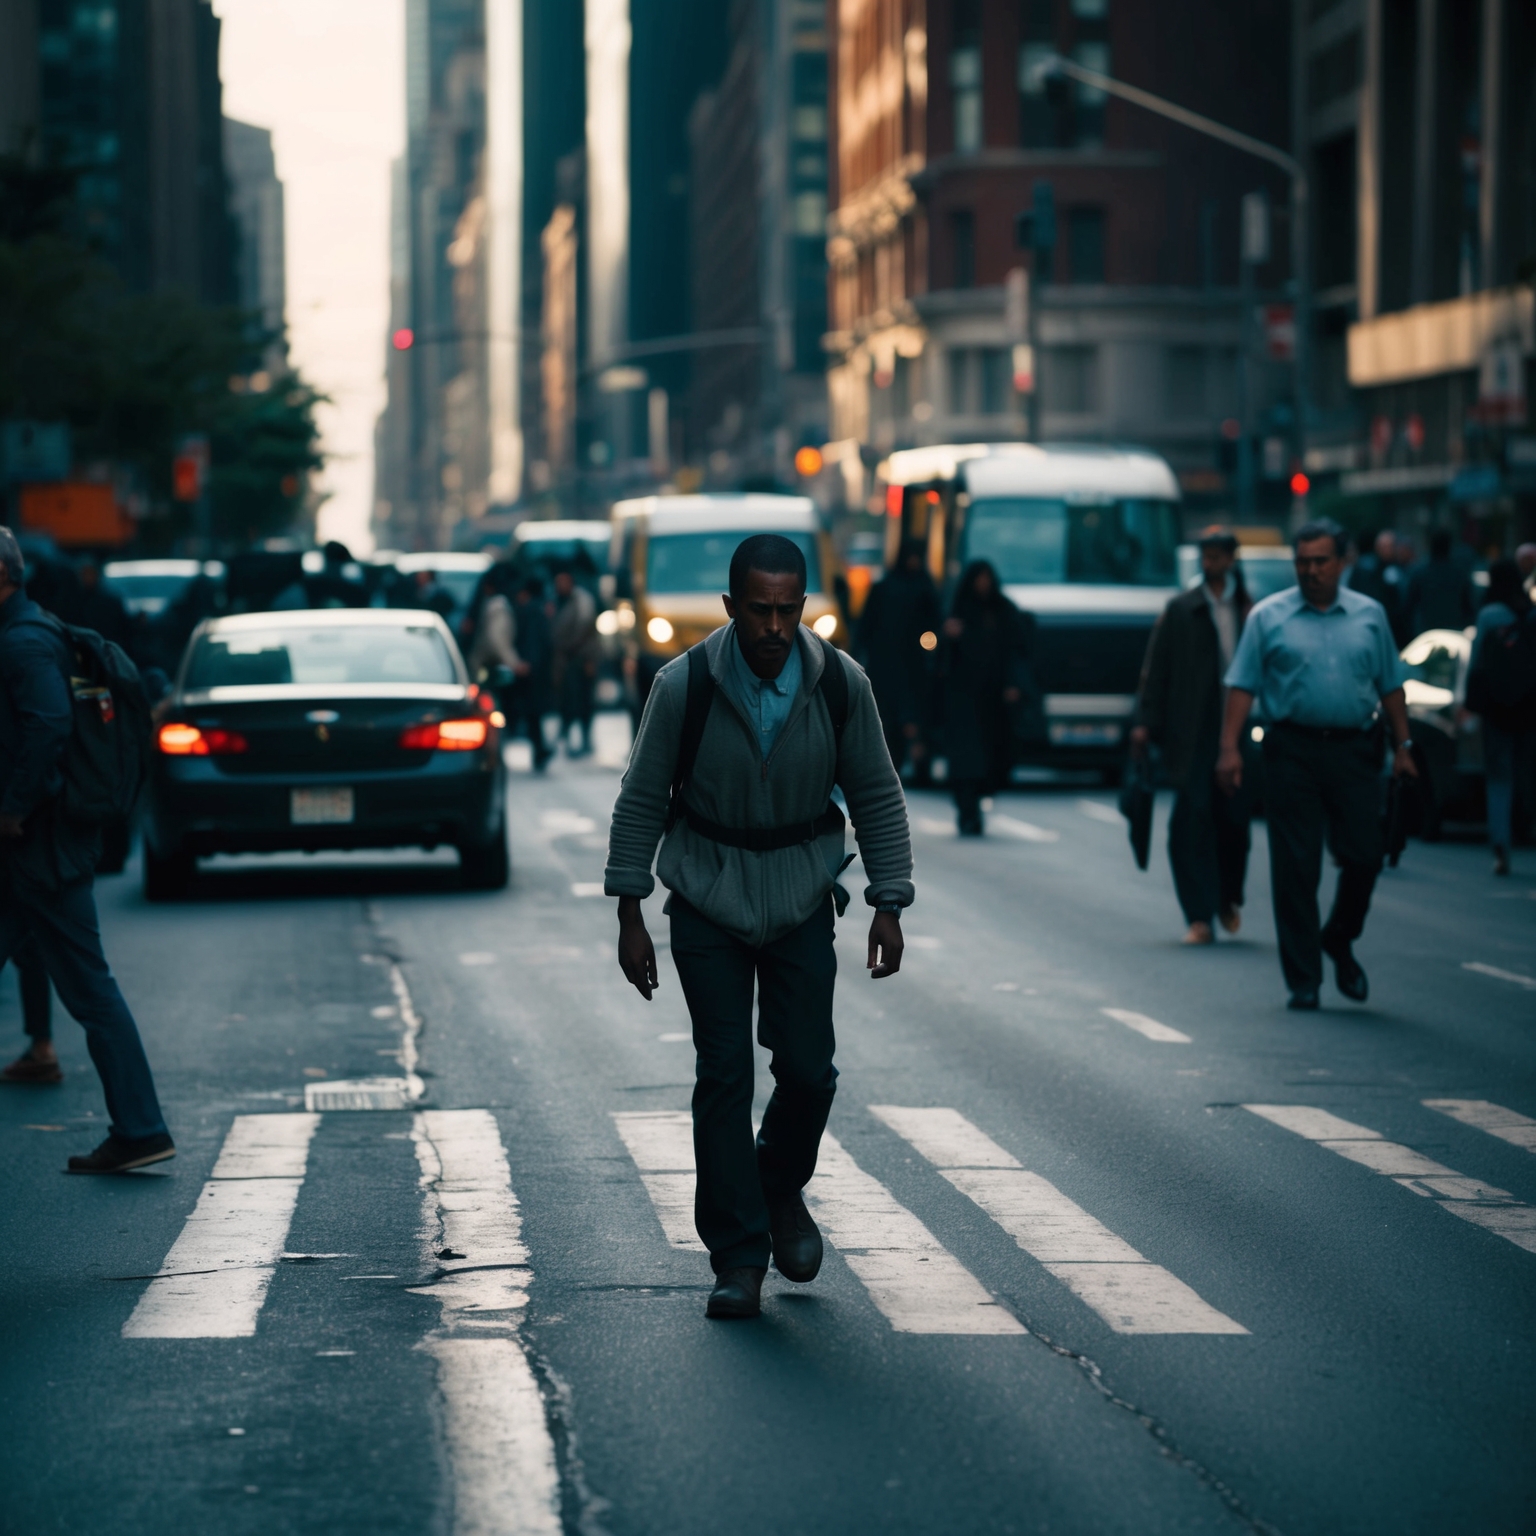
[604,622,914,946]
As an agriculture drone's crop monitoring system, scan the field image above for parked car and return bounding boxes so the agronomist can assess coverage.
[1399,626,1484,834]
[101,559,226,618]
[143,609,507,897]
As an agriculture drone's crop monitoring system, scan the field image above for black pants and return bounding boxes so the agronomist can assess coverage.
[1263,726,1384,994]
[669,894,838,1273]
[558,662,595,753]
[14,932,52,1040]
[1169,747,1252,926]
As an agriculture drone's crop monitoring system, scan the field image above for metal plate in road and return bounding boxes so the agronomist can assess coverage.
[1048,720,1122,745]
[291,786,355,824]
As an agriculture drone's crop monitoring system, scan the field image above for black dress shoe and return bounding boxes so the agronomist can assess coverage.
[768,1192,823,1283]
[1286,990,1320,1011]
[1321,934,1368,1002]
[706,1266,765,1320]
[67,1132,176,1174]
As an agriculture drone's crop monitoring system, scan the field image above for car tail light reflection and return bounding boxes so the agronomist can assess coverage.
[398,717,490,751]
[157,723,248,755]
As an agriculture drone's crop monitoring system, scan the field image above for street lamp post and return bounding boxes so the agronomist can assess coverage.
[1036,54,1311,478]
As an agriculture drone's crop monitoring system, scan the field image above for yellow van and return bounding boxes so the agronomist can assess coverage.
[608,494,848,700]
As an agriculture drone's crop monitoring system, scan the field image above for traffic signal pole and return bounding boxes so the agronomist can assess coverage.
[1035,54,1311,478]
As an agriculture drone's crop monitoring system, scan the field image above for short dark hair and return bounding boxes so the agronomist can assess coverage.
[728,533,807,599]
[1293,518,1347,557]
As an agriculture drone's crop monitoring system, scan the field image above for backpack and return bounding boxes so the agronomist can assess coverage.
[21,613,152,824]
[1466,611,1536,718]
[666,636,850,834]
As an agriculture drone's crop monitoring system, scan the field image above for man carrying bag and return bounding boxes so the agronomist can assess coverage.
[605,534,912,1320]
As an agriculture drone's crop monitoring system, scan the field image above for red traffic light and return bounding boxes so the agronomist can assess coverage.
[1290,471,1311,497]
[392,328,415,351]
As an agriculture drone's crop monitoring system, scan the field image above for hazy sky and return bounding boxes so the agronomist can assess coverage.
[213,0,404,554]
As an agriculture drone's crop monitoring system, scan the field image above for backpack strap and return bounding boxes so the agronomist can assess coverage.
[666,643,716,832]
[816,635,849,770]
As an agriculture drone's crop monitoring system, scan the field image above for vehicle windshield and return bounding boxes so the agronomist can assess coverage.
[962,498,1180,586]
[1399,633,1462,693]
[1240,557,1297,602]
[646,531,822,594]
[101,573,197,615]
[186,625,457,687]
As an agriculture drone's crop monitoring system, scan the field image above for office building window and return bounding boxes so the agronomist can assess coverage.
[793,191,828,238]
[1072,42,1109,146]
[1043,346,1100,414]
[1067,207,1105,282]
[1164,347,1206,418]
[952,0,983,152]
[951,209,976,289]
[947,349,1013,416]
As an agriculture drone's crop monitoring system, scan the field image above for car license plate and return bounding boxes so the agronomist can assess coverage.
[291,787,354,825]
[1049,721,1122,747]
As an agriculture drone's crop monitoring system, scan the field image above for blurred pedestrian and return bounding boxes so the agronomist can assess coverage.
[1133,529,1253,945]
[1405,529,1476,635]
[605,533,911,1320]
[0,936,57,1084]
[507,576,553,771]
[1348,530,1410,644]
[0,528,173,1170]
[550,567,600,757]
[407,567,457,621]
[1218,519,1418,1010]
[938,561,1031,836]
[855,539,942,780]
[467,574,520,697]
[1465,559,1536,876]
[1517,543,1536,597]
[58,558,132,649]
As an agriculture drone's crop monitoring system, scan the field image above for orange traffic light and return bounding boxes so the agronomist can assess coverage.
[794,445,823,477]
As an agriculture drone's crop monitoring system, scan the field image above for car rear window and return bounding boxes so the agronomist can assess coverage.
[186,625,457,687]
[646,531,822,594]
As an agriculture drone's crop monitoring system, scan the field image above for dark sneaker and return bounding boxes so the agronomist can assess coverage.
[1321,933,1369,1003]
[1,1051,63,1085]
[67,1133,176,1174]
[768,1193,823,1283]
[706,1265,765,1319]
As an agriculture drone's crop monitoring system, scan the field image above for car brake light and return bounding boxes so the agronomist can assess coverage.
[157,723,248,755]
[398,717,490,751]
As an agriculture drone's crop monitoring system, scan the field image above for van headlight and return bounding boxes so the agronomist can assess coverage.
[812,613,838,639]
[647,616,675,644]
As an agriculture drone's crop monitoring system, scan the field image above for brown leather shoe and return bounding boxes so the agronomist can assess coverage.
[1,1051,62,1085]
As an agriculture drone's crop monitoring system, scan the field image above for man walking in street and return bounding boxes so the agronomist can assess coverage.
[605,533,912,1320]
[0,528,174,1170]
[1217,519,1417,1010]
[550,566,600,757]
[855,539,942,780]
[1132,528,1253,945]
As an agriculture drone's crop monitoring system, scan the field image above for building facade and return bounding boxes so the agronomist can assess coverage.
[222,117,287,376]
[825,0,1295,514]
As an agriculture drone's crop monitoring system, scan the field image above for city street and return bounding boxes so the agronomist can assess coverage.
[3,728,1533,1536]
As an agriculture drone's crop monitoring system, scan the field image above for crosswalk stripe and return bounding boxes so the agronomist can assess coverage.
[612,1110,1023,1333]
[123,1113,319,1339]
[1101,1007,1191,1044]
[872,1107,1246,1335]
[1423,1099,1536,1152]
[611,1111,705,1251]
[1244,1105,1536,1255]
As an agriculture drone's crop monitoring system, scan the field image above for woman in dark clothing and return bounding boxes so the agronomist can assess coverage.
[855,540,943,780]
[938,561,1033,835]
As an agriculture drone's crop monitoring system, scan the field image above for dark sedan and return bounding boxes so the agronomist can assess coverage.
[143,610,508,898]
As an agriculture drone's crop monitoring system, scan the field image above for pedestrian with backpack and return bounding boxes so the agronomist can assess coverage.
[605,534,912,1320]
[0,528,173,1172]
[1465,558,1536,876]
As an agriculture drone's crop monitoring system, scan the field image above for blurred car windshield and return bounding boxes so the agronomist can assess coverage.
[186,624,457,687]
[1241,557,1297,602]
[646,531,822,594]
[102,572,197,616]
[963,498,1179,586]
[1400,632,1463,693]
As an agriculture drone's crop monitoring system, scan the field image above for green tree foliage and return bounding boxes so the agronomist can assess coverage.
[0,156,324,549]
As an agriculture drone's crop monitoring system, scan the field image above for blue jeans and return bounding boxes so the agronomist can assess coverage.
[1483,724,1534,850]
[0,878,167,1140]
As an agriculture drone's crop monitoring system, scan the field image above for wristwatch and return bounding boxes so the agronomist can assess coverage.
[875,902,903,916]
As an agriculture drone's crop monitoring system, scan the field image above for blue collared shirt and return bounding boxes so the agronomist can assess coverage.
[721,624,803,760]
[1225,585,1406,729]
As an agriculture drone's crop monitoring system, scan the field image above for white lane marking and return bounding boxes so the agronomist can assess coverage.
[422,1340,561,1536]
[1424,1099,1536,1152]
[1102,1007,1191,1044]
[990,814,1061,843]
[1244,1105,1536,1255]
[571,882,607,898]
[872,1107,1245,1335]
[905,935,943,950]
[1463,961,1536,990]
[539,809,598,835]
[806,1133,1025,1335]
[123,1114,319,1339]
[914,817,957,836]
[612,1111,705,1250]
[657,1032,691,1043]
[459,952,498,966]
[305,963,427,1112]
[1077,799,1123,825]
[410,1110,561,1536]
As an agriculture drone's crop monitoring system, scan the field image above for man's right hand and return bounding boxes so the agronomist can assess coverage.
[1129,726,1150,759]
[0,813,23,839]
[617,897,659,1000]
[1215,743,1243,795]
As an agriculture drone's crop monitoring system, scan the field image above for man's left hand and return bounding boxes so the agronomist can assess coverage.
[868,910,904,979]
[1392,741,1420,778]
[0,813,23,839]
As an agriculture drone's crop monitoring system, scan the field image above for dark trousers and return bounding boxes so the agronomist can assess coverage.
[0,878,167,1139]
[558,662,595,753]
[1263,727,1384,994]
[669,894,838,1273]
[499,679,551,768]
[14,932,52,1040]
[1169,746,1252,926]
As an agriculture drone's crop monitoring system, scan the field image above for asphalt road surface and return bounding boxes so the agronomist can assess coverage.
[4,719,1534,1536]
